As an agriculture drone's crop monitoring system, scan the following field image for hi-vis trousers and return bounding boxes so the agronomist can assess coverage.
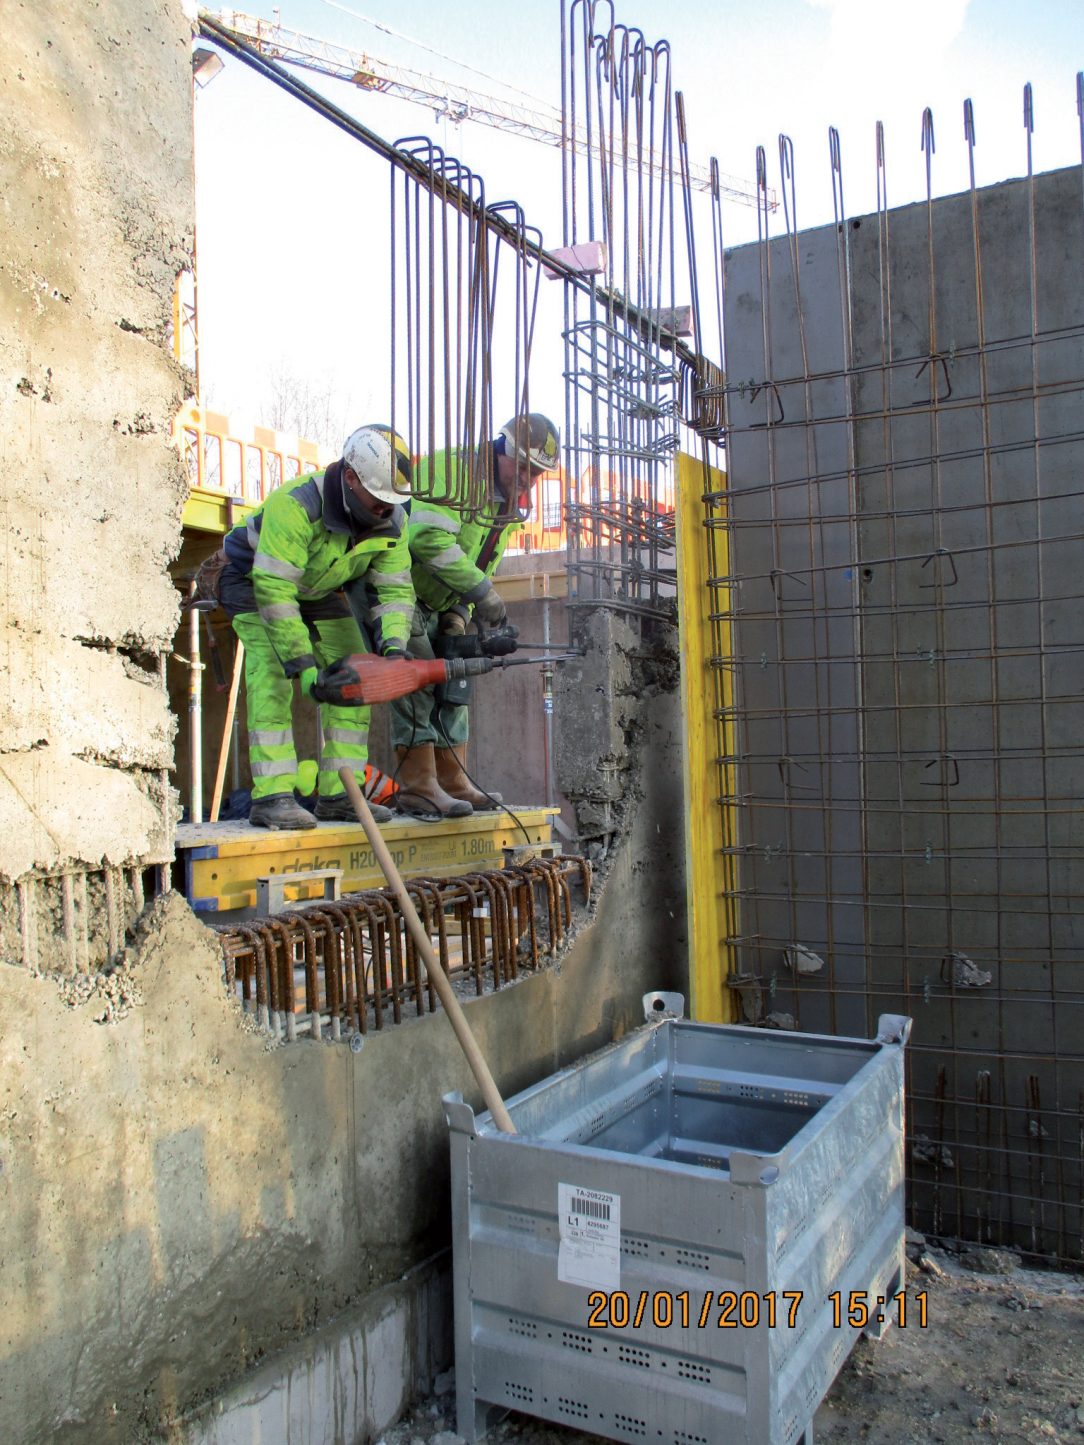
[389,604,470,750]
[231,611,371,802]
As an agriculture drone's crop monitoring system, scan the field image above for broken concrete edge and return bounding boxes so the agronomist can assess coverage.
[0,840,602,1036]
[554,605,681,865]
[0,772,679,1443]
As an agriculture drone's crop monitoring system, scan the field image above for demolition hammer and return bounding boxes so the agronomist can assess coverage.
[311,640,579,708]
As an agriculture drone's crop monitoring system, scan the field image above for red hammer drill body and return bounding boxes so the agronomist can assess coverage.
[311,653,494,707]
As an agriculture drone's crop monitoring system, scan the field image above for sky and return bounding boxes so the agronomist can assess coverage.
[192,0,1084,447]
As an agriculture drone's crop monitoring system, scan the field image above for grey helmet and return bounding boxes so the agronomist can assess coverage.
[498,412,560,474]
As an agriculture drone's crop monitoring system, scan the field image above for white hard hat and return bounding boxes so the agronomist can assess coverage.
[499,412,560,474]
[342,425,413,504]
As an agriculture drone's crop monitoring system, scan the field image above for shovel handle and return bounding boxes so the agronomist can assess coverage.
[338,766,516,1135]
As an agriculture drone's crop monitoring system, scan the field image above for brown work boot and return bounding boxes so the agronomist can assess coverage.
[249,794,317,830]
[394,744,472,819]
[435,744,502,809]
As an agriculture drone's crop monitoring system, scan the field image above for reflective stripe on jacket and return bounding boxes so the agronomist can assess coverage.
[408,447,522,614]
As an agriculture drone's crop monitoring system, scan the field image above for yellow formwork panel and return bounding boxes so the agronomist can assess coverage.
[675,450,737,1023]
[182,487,256,536]
[177,808,559,916]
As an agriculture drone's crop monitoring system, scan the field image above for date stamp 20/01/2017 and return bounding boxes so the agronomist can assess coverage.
[586,1289,928,1331]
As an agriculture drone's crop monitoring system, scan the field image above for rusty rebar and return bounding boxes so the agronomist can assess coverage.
[214,859,591,1040]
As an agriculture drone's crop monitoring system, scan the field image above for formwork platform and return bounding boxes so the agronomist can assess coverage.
[174,807,559,920]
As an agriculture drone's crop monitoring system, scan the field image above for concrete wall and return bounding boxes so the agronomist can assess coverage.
[721,167,1084,1258]
[0,0,192,964]
[0,726,685,1443]
[0,5,691,1437]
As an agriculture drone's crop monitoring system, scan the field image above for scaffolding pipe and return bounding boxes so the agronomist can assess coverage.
[542,596,555,810]
[187,581,203,825]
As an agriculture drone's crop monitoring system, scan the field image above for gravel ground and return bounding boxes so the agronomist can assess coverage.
[377,1244,1084,1445]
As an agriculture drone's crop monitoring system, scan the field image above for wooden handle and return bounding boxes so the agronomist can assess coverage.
[339,766,516,1135]
[210,639,244,823]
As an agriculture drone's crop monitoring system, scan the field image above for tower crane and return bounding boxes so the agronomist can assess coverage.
[209,9,762,207]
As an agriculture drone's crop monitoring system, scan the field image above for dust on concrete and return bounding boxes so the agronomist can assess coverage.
[50,957,143,1023]
[376,1252,1084,1445]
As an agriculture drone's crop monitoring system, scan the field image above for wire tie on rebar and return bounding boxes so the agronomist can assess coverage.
[769,568,808,598]
[919,548,958,588]
[925,844,934,864]
[921,754,960,787]
[912,354,953,403]
[748,380,785,425]
[776,756,815,791]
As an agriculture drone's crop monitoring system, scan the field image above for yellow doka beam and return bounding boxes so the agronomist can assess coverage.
[675,450,736,1023]
[176,808,559,916]
[182,487,256,536]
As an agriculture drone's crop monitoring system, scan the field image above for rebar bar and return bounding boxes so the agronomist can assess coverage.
[560,1,685,623]
[214,857,591,1041]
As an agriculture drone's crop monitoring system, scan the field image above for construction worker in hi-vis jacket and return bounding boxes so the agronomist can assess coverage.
[219,425,415,830]
[391,412,560,818]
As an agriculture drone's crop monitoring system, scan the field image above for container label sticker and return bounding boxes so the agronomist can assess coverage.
[557,1183,621,1289]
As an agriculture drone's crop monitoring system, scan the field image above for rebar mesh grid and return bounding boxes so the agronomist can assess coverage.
[215,856,591,1042]
[559,1,683,622]
[708,98,1084,1263]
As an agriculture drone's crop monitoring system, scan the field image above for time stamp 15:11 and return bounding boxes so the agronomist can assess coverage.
[586,1289,929,1331]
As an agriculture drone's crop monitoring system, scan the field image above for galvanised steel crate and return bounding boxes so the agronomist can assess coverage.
[444,995,911,1445]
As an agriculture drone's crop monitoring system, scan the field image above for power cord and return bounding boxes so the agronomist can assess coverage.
[390,690,444,822]
[434,709,533,846]
[379,614,533,842]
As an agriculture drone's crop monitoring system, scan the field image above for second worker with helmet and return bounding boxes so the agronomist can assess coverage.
[393,411,560,818]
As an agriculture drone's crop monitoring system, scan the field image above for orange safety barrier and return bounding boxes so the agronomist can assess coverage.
[173,400,334,507]
[507,467,675,556]
[173,403,673,556]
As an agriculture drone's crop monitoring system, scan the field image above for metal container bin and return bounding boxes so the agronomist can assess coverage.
[444,996,911,1444]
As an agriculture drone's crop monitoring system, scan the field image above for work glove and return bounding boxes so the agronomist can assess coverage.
[380,645,407,660]
[311,657,365,707]
[299,666,319,699]
[438,606,469,636]
[472,586,507,628]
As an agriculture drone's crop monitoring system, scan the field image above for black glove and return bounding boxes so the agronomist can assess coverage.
[311,657,365,706]
[482,625,519,657]
[381,646,408,659]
